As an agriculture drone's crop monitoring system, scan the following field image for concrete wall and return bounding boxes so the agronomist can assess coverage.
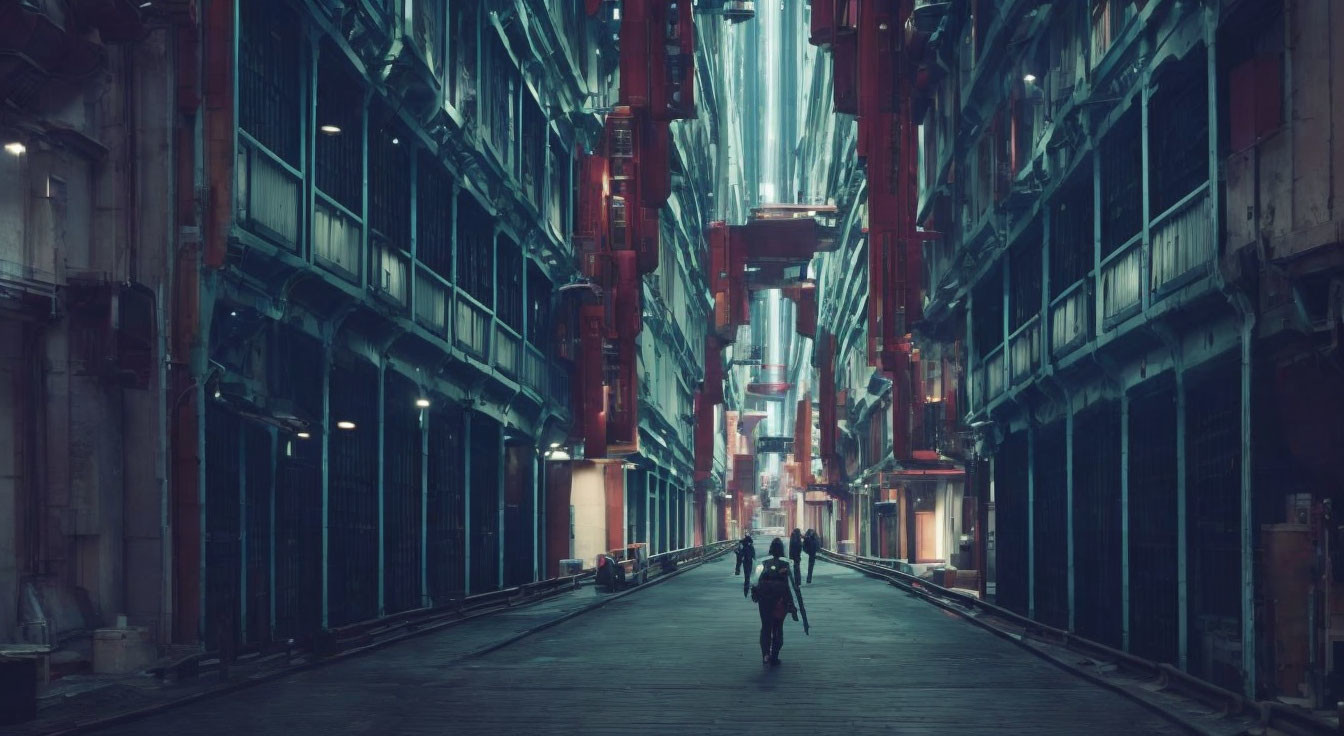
[569,462,608,568]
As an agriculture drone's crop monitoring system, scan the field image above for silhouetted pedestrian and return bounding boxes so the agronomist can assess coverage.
[803,528,820,583]
[750,538,802,666]
[735,534,756,597]
[788,528,804,586]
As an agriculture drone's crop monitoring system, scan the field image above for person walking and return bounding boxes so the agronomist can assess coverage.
[750,538,803,666]
[735,534,756,597]
[788,528,804,586]
[803,528,820,583]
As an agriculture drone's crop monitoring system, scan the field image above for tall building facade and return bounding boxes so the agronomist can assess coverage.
[1,0,749,665]
[796,0,1344,702]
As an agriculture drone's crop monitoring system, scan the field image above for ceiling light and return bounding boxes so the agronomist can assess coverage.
[319,124,342,135]
[546,449,571,461]
[337,420,357,430]
[550,442,561,449]
[1023,73,1037,83]
[4,142,25,156]
[213,388,221,399]
[415,398,431,408]
[391,137,400,145]
[296,431,311,439]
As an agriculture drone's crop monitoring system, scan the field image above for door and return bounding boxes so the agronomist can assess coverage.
[915,511,937,563]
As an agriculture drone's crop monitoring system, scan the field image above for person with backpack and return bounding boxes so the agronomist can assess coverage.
[788,528,804,586]
[803,528,820,583]
[734,534,756,597]
[750,537,805,665]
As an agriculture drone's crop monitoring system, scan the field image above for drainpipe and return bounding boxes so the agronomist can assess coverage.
[1039,371,1073,631]
[1224,287,1257,699]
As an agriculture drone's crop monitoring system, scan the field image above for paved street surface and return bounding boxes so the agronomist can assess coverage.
[91,552,1181,735]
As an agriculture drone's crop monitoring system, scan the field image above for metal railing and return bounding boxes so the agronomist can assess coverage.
[984,344,1006,400]
[413,267,450,339]
[1050,279,1090,358]
[494,324,522,379]
[1150,184,1213,295]
[1008,316,1040,385]
[1100,234,1143,325]
[313,193,361,282]
[236,133,301,250]
[370,241,410,309]
[454,294,491,359]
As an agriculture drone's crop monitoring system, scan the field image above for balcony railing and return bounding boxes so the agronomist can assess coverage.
[370,240,410,309]
[494,323,521,379]
[552,363,572,413]
[1100,234,1143,325]
[523,344,548,395]
[313,193,361,282]
[454,293,491,359]
[1150,184,1213,295]
[413,266,449,339]
[1008,316,1040,385]
[236,133,301,250]
[984,345,1006,401]
[1050,279,1090,358]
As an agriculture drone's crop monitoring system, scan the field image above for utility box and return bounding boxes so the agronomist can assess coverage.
[93,627,157,674]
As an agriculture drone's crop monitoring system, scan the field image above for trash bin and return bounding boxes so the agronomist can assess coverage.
[0,655,37,725]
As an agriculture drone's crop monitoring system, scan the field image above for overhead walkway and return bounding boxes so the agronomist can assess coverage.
[72,551,1199,735]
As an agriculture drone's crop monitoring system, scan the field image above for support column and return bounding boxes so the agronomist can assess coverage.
[376,361,386,616]
[320,339,332,629]
[1239,317,1256,697]
[421,406,430,606]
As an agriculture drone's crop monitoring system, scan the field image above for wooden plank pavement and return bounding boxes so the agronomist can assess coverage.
[88,551,1184,735]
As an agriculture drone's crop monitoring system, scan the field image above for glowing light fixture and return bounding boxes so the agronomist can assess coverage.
[545,448,571,461]
[1023,73,1037,83]
[319,124,342,135]
[415,398,431,408]
[337,420,357,430]
[296,431,312,439]
[549,442,561,449]
[4,142,25,156]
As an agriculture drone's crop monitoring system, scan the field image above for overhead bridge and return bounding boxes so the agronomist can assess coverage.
[14,544,1270,736]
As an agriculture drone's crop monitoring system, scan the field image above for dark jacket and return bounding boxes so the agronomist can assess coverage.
[803,531,819,555]
[753,558,797,616]
[788,533,803,559]
[738,537,756,560]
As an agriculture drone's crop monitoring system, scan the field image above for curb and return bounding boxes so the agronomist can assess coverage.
[821,553,1242,736]
[33,547,731,736]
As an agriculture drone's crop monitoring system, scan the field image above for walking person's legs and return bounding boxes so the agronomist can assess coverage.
[769,619,784,663]
[806,554,816,583]
[758,608,772,663]
[791,557,801,586]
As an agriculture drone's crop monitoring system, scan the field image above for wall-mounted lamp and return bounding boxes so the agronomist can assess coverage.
[4,142,26,156]
[296,431,312,439]
[1022,73,1037,84]
[319,124,342,135]
[336,420,357,430]
[415,398,431,408]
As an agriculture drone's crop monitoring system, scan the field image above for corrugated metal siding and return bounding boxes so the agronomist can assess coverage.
[275,433,322,642]
[1128,380,1179,664]
[328,361,379,627]
[994,431,1030,616]
[1185,356,1243,689]
[1073,402,1122,649]
[383,372,423,615]
[426,403,466,604]
[1033,422,1069,629]
[243,423,273,644]
[469,414,501,594]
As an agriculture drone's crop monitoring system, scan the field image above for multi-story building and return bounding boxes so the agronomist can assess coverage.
[894,0,1344,703]
[1,0,750,669]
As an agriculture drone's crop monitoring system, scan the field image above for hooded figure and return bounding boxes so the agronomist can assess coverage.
[803,529,820,583]
[750,537,802,666]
